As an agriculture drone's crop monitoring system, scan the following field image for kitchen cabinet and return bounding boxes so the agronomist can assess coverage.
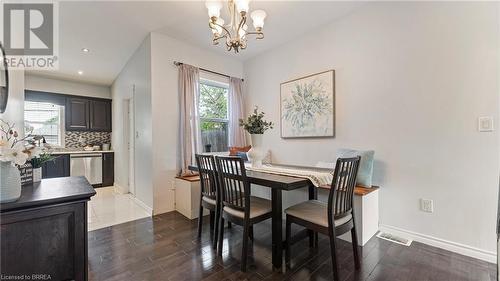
[42,154,70,179]
[90,100,112,131]
[102,152,114,187]
[66,98,89,130]
[1,177,95,281]
[66,97,112,132]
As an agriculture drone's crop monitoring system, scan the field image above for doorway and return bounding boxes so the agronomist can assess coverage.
[125,87,135,196]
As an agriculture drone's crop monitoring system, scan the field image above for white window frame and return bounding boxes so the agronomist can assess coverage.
[24,101,65,147]
[199,78,230,151]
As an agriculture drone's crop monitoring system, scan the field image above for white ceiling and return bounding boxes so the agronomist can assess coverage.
[28,1,364,86]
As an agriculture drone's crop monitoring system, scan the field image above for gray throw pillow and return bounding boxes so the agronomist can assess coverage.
[236,151,249,162]
[336,148,375,188]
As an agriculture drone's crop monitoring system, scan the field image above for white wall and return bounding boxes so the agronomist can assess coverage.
[244,2,499,260]
[112,36,153,209]
[150,32,244,214]
[0,70,25,131]
[25,74,111,98]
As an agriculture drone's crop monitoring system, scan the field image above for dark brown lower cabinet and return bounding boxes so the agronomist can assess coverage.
[42,154,70,179]
[102,152,114,187]
[0,178,95,281]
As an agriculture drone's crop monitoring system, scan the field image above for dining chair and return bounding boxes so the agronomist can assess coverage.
[215,156,272,271]
[195,154,220,249]
[285,156,361,281]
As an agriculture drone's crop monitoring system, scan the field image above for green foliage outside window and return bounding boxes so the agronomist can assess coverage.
[199,83,228,130]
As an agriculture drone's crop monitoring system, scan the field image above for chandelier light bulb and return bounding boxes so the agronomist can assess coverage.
[205,1,223,18]
[235,0,250,13]
[251,9,266,30]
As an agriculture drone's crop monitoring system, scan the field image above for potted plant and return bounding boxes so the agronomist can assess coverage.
[0,120,40,202]
[239,106,273,167]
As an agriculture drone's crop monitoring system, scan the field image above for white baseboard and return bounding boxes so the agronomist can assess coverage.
[113,183,128,194]
[154,206,175,216]
[379,224,496,263]
[130,195,153,215]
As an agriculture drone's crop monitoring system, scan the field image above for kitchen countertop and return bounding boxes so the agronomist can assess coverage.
[50,150,114,155]
[0,177,96,212]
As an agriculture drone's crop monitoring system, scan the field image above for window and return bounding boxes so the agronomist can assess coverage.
[24,101,64,146]
[199,80,229,152]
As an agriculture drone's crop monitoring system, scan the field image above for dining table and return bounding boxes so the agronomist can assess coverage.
[188,163,324,270]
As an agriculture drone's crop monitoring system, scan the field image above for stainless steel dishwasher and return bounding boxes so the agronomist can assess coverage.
[70,153,102,185]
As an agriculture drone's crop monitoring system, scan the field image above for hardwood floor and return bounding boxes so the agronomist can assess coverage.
[88,211,496,281]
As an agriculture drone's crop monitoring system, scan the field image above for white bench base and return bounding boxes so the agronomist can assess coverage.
[339,189,379,246]
[174,178,208,220]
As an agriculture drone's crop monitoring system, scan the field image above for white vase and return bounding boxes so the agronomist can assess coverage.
[0,161,22,203]
[247,134,265,168]
[33,167,42,183]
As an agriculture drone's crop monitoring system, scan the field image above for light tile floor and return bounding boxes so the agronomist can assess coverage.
[88,186,151,231]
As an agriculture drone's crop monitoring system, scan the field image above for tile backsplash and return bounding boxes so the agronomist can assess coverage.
[65,131,111,148]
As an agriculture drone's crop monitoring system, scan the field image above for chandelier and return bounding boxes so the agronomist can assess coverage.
[205,0,267,53]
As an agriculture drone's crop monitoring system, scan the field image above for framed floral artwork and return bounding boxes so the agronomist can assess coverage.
[280,70,335,138]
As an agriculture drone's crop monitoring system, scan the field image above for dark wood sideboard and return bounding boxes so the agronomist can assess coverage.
[0,177,96,281]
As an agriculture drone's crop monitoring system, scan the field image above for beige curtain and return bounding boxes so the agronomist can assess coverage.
[178,64,201,176]
[228,77,247,147]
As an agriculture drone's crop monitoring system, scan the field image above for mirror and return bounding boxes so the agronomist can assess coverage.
[0,42,9,113]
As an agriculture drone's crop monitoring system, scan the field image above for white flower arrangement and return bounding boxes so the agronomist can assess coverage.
[0,120,41,166]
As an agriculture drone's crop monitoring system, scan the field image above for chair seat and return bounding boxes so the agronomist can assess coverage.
[223,196,272,219]
[202,196,216,206]
[285,200,352,228]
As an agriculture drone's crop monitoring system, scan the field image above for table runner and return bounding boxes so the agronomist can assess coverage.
[245,164,333,187]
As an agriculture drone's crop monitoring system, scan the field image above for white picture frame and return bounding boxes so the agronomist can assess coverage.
[280,70,335,138]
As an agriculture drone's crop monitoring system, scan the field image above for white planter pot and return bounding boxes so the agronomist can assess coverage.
[0,161,21,203]
[33,167,42,183]
[247,134,265,168]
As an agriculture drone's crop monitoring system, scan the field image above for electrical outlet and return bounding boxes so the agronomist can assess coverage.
[478,116,494,132]
[420,199,433,213]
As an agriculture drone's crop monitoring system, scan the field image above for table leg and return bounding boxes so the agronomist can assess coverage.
[271,188,283,270]
[308,185,319,247]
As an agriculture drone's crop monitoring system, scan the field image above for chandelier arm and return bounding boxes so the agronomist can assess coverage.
[212,36,221,45]
[236,13,247,36]
[210,21,233,39]
[245,31,265,40]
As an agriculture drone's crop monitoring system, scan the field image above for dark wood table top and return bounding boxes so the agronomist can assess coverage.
[188,164,311,190]
[1,176,96,212]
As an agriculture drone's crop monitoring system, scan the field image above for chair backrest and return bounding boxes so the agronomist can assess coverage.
[328,156,361,222]
[195,154,218,200]
[215,156,250,214]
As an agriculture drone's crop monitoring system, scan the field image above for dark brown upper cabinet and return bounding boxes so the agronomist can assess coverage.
[66,97,112,132]
[90,100,111,131]
[66,98,89,130]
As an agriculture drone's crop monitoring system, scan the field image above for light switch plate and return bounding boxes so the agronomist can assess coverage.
[420,199,433,213]
[478,116,494,132]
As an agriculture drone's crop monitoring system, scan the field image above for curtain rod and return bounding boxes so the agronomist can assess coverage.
[174,61,244,82]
